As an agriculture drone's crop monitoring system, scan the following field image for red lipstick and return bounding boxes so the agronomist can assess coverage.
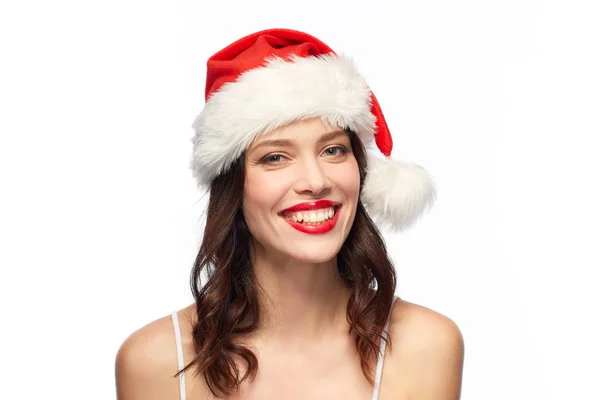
[281,200,340,212]
[279,200,341,234]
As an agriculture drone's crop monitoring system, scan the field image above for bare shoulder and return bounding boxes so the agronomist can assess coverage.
[387,298,464,353]
[381,298,465,399]
[115,306,197,400]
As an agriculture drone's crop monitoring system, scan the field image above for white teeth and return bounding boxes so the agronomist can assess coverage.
[282,207,337,224]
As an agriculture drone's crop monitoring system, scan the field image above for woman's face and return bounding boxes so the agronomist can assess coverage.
[242,118,361,264]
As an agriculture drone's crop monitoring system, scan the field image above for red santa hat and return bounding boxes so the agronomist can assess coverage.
[190,28,436,231]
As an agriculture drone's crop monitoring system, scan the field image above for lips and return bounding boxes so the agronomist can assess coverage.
[280,200,341,213]
[278,200,342,234]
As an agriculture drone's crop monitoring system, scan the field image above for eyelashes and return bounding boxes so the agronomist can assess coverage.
[259,145,350,165]
[323,146,349,157]
[260,154,285,164]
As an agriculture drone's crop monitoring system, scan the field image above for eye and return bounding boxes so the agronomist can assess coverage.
[260,154,287,164]
[323,146,349,157]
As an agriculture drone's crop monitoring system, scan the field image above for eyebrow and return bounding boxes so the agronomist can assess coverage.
[250,129,349,153]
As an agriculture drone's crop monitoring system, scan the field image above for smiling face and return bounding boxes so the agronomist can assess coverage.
[242,118,361,264]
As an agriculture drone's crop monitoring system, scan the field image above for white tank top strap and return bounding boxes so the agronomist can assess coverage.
[171,311,187,400]
[371,295,399,400]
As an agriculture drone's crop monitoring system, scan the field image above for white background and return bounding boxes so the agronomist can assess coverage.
[1,0,599,399]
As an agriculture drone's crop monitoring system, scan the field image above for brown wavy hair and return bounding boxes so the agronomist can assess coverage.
[178,129,397,397]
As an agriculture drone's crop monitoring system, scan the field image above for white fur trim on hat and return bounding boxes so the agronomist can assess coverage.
[190,54,376,187]
[361,154,437,231]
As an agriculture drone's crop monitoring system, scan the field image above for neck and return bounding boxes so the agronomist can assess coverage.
[250,249,352,343]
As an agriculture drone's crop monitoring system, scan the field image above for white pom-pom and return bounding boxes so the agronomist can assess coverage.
[361,154,437,232]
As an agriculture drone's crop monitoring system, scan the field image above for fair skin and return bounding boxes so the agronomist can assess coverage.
[115,119,464,399]
[241,118,360,343]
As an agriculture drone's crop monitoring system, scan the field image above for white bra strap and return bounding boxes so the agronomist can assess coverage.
[171,311,187,400]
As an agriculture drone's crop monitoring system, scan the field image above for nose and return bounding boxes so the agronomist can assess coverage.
[292,157,332,196]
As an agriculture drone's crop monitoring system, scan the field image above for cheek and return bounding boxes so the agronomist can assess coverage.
[242,170,288,221]
[333,161,361,200]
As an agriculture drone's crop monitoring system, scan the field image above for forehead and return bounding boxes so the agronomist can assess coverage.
[248,119,347,150]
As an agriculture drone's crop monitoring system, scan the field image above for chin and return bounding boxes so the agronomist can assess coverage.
[270,218,353,264]
[278,241,343,264]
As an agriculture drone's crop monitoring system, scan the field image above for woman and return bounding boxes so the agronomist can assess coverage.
[116,28,464,399]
